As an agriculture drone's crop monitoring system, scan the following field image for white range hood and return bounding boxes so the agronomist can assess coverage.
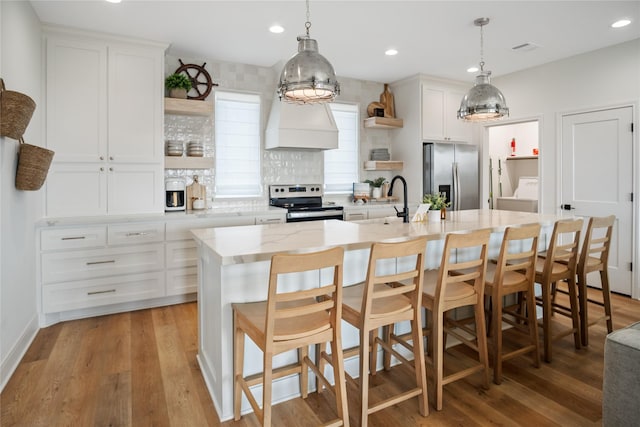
[265,98,339,150]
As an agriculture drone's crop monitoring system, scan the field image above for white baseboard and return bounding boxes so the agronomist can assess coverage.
[1,314,39,392]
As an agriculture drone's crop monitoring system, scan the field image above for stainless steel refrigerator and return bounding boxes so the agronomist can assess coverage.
[423,142,479,211]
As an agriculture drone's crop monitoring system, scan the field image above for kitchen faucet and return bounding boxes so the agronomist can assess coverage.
[388,175,409,223]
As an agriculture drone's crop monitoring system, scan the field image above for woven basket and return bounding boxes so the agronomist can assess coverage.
[0,79,36,140]
[15,138,55,191]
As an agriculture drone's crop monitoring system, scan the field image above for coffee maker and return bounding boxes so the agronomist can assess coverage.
[165,178,186,211]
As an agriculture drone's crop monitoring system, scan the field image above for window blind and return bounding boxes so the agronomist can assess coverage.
[324,103,359,194]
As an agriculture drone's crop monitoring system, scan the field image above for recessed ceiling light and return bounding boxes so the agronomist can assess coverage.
[269,25,285,34]
[105,0,122,3]
[385,49,398,56]
[611,19,631,28]
[467,66,479,73]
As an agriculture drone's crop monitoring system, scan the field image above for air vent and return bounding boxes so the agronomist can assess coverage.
[512,42,540,52]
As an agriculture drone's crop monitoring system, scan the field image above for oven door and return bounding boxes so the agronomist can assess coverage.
[286,209,344,222]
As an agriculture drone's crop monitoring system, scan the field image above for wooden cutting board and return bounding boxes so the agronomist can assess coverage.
[186,178,206,210]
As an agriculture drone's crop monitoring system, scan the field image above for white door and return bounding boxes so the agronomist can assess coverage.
[561,106,634,295]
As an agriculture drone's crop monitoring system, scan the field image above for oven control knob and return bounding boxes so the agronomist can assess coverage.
[315,187,320,192]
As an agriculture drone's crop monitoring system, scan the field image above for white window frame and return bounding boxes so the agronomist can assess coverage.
[324,103,359,194]
[214,91,262,198]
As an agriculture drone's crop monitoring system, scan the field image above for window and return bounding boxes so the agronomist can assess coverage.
[324,103,359,194]
[214,91,261,197]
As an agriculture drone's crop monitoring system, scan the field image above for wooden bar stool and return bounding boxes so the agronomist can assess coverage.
[232,246,349,426]
[484,223,541,384]
[534,218,583,363]
[421,229,491,411]
[330,236,429,427]
[554,215,615,346]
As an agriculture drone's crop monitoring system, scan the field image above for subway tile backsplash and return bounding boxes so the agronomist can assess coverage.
[164,54,394,208]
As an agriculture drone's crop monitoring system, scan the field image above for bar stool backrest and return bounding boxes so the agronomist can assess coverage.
[542,219,584,283]
[579,215,615,274]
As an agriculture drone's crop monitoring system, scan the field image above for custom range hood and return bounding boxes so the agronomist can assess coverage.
[265,97,338,150]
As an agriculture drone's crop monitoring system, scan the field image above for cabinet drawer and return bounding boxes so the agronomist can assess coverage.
[42,243,164,284]
[108,222,165,245]
[344,210,367,221]
[41,226,107,251]
[165,217,254,241]
[166,266,197,296]
[166,240,197,269]
[42,271,165,313]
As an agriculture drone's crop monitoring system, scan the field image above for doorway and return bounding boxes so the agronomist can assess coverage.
[484,120,540,213]
[561,106,634,296]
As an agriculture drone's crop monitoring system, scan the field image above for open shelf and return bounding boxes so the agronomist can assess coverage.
[165,156,214,169]
[364,160,404,171]
[363,117,404,129]
[164,98,213,116]
[506,155,539,160]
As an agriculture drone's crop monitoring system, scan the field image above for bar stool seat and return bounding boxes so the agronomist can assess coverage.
[233,246,349,426]
[484,223,541,384]
[534,218,583,363]
[327,236,429,427]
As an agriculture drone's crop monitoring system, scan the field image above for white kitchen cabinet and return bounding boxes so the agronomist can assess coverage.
[41,225,107,251]
[44,28,166,217]
[344,209,368,221]
[108,222,165,245]
[421,84,472,142]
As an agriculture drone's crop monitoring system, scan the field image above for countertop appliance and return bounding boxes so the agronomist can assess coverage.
[165,177,186,212]
[423,142,479,211]
[269,184,344,222]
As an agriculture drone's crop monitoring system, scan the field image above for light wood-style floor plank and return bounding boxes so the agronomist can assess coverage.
[1,291,639,426]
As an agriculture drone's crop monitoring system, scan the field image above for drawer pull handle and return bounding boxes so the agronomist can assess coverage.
[126,232,148,237]
[87,289,116,296]
[86,260,116,266]
[61,236,86,240]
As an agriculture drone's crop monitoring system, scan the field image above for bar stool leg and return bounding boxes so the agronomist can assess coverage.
[542,282,553,363]
[602,269,614,334]
[359,331,371,427]
[567,276,582,350]
[233,312,244,421]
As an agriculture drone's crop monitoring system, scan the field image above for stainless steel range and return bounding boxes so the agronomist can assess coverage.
[269,184,344,222]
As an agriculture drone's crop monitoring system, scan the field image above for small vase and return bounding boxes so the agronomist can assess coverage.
[440,207,447,220]
[169,88,188,99]
[428,210,441,222]
[372,187,382,199]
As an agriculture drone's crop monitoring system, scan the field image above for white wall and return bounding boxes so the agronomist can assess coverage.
[0,1,43,390]
[491,38,640,214]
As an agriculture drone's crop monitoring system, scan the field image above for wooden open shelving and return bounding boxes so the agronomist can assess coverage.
[506,155,539,160]
[363,117,404,129]
[364,160,404,171]
[164,97,213,116]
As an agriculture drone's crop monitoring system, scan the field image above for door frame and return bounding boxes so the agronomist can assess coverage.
[480,115,543,212]
[557,101,639,299]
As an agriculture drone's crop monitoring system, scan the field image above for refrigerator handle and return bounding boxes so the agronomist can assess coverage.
[453,162,460,210]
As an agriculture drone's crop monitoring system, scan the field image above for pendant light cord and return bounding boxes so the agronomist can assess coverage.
[479,22,485,72]
[305,0,311,36]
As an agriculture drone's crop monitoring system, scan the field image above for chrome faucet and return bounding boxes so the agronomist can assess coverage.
[388,175,409,223]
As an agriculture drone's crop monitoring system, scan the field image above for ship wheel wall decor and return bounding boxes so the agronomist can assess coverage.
[174,59,218,100]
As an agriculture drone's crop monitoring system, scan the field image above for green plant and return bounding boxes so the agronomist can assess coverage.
[422,192,451,210]
[364,177,387,188]
[165,73,192,91]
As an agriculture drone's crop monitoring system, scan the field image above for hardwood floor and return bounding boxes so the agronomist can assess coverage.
[2,289,639,426]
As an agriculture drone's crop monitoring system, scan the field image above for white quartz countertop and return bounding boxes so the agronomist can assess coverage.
[191,209,563,265]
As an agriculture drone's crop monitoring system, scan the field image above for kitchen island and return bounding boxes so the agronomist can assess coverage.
[191,209,563,420]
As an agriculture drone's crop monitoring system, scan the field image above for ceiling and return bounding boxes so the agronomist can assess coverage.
[30,1,640,84]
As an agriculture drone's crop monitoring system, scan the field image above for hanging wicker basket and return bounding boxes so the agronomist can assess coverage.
[15,137,55,191]
[0,79,36,141]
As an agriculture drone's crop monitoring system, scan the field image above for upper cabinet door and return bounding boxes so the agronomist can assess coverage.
[107,45,164,163]
[46,37,107,162]
[421,85,472,143]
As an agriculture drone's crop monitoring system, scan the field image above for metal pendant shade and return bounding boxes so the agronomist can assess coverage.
[458,18,509,121]
[277,1,340,104]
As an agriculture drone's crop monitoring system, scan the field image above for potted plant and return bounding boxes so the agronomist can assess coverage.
[423,192,451,220]
[165,73,192,99]
[365,177,387,199]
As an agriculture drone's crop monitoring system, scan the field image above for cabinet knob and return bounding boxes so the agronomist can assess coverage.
[100,167,104,171]
[109,156,114,161]
[99,156,104,161]
[109,167,113,172]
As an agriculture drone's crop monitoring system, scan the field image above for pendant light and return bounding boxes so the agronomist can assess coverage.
[277,0,340,104]
[458,17,509,121]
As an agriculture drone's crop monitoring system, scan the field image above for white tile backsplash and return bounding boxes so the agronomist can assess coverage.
[164,54,395,207]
